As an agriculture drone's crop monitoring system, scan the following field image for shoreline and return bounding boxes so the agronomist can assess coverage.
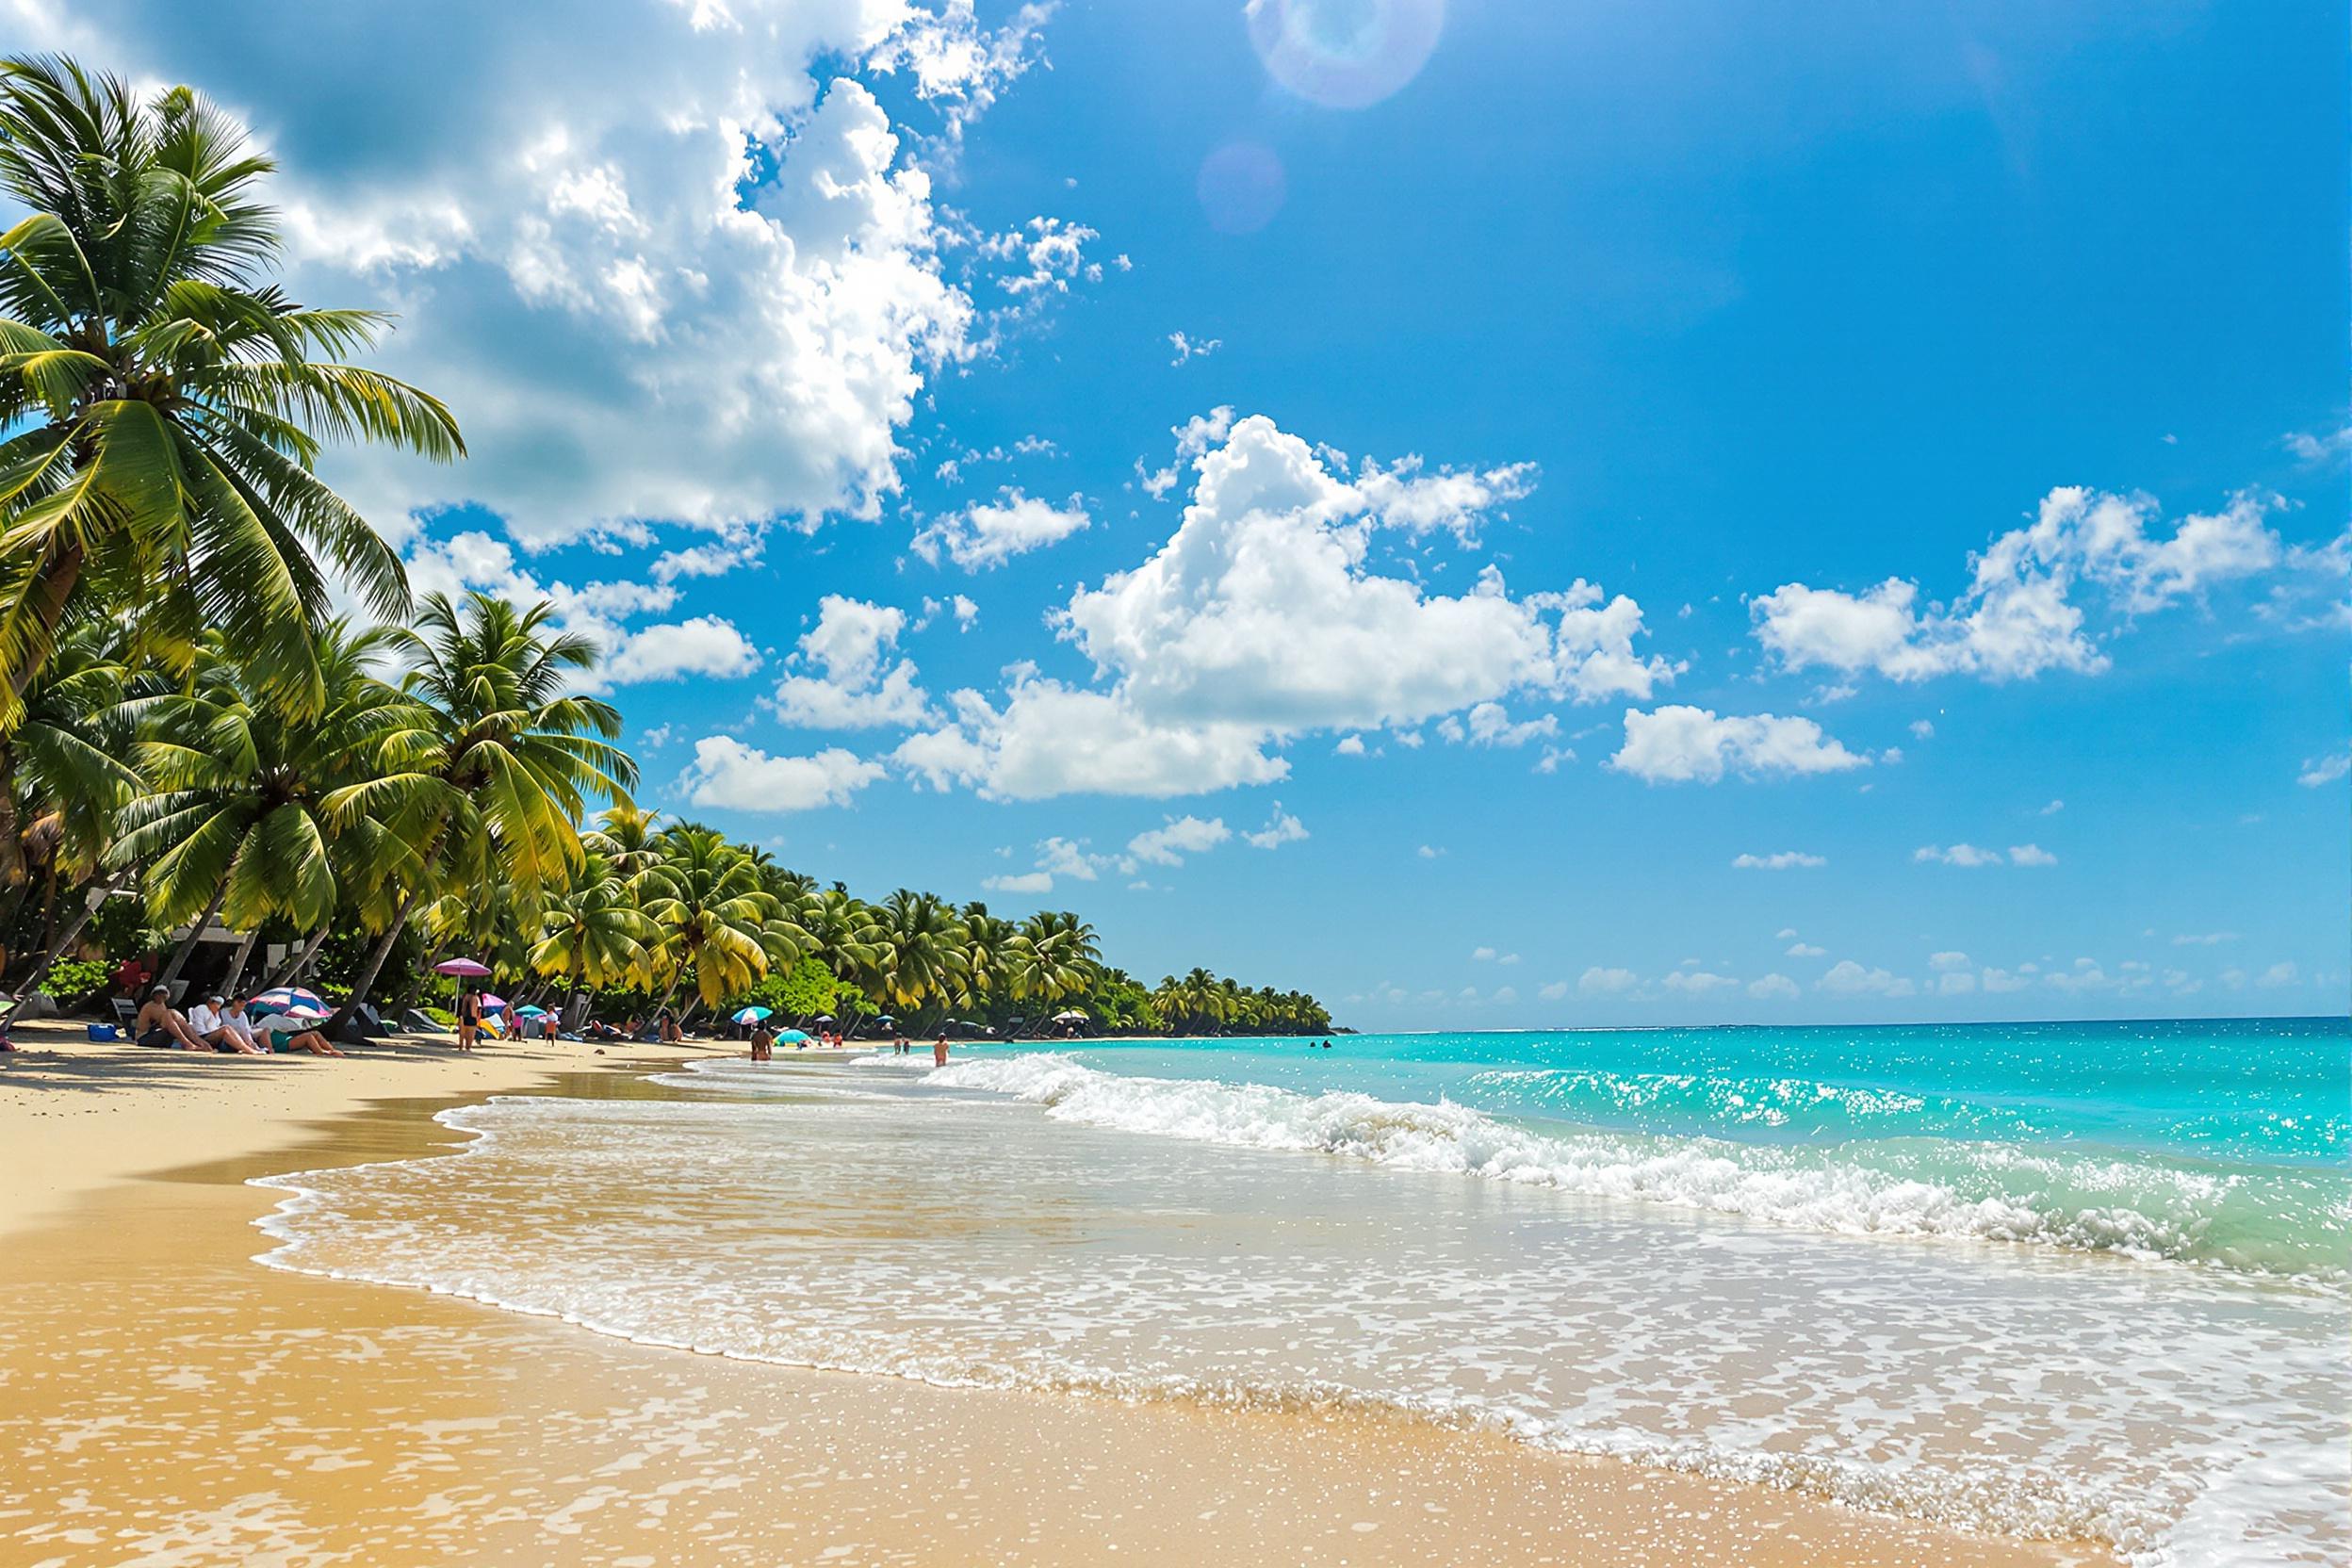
[1,1025,2115,1566]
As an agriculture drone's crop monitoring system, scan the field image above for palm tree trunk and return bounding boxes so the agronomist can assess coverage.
[2,865,130,1028]
[650,964,684,1021]
[221,927,261,995]
[329,889,421,1033]
[2,540,81,713]
[156,883,228,992]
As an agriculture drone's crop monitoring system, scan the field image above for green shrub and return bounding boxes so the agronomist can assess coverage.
[420,1005,457,1027]
[40,956,109,1005]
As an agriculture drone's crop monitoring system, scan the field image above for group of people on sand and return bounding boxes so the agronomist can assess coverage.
[133,987,347,1057]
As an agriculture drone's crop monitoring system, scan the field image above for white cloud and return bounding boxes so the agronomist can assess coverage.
[902,414,1671,799]
[1334,734,1367,757]
[1915,842,1998,866]
[1609,706,1869,784]
[2297,750,2350,788]
[1732,851,1825,870]
[1438,702,1560,749]
[892,675,1288,800]
[1776,927,1799,939]
[1909,719,1936,739]
[1538,980,1571,1001]
[678,737,885,812]
[914,490,1091,571]
[1818,960,1916,998]
[2040,798,2066,815]
[45,3,1090,556]
[2007,843,2058,866]
[772,596,934,728]
[2257,961,2300,989]
[1663,970,1740,994]
[1125,815,1233,867]
[600,615,762,685]
[1785,942,1826,957]
[1416,844,1445,859]
[2171,932,2238,947]
[1936,972,1977,995]
[1244,804,1310,849]
[983,834,1108,895]
[1471,946,1498,961]
[1929,951,1970,972]
[981,870,1054,894]
[1751,487,2288,685]
[1577,966,1640,997]
[2285,424,2352,464]
[1979,967,2033,993]
[1168,331,1222,365]
[1746,973,1800,1001]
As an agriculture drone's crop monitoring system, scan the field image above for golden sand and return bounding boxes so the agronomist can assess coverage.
[0,1026,2114,1566]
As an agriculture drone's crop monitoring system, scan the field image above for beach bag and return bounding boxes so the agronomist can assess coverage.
[86,1023,122,1041]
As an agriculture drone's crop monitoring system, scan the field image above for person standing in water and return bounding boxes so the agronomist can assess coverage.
[749,1021,774,1062]
[933,1034,949,1068]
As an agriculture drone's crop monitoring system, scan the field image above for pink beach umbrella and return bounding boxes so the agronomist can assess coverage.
[433,957,492,977]
[477,994,509,1012]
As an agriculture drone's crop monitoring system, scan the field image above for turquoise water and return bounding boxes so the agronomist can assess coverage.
[1005,1018,2351,1283]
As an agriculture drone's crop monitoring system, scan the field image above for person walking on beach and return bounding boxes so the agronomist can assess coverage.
[454,986,482,1053]
[933,1034,950,1069]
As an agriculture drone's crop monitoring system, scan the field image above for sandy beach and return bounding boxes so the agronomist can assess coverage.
[0,1023,2115,1567]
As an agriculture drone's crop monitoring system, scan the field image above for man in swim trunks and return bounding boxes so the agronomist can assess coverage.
[135,987,219,1052]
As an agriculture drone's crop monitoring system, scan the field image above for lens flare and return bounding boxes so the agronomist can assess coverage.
[1245,0,1446,110]
[1196,139,1287,234]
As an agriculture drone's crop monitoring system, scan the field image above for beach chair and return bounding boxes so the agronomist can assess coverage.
[109,996,138,1028]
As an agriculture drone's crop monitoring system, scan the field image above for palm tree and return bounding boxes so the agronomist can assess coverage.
[873,889,969,1029]
[638,825,780,1018]
[958,903,1019,1012]
[116,623,404,966]
[331,591,635,1022]
[0,56,462,730]
[530,853,657,1021]
[801,886,884,1010]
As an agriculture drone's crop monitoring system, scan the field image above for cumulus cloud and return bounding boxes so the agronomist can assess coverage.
[1244,804,1310,849]
[1732,851,1825,870]
[1577,967,1640,997]
[599,615,762,685]
[1609,706,1869,785]
[1818,960,1916,998]
[1125,815,1232,866]
[1786,941,1826,957]
[1746,973,1800,1000]
[41,3,1099,555]
[984,834,1107,895]
[2171,932,2238,947]
[1168,331,1222,365]
[1914,843,2056,867]
[913,490,1091,570]
[772,596,934,728]
[1751,487,2290,685]
[678,737,885,812]
[1662,970,1740,994]
[1438,702,1559,748]
[899,414,1672,799]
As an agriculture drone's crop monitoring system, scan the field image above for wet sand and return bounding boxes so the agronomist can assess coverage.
[0,1026,2113,1565]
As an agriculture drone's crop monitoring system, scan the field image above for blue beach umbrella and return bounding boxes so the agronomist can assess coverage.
[515,1004,548,1019]
[732,1005,774,1024]
[774,1028,808,1043]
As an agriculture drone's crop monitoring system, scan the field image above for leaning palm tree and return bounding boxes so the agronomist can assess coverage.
[873,889,970,1029]
[0,56,463,729]
[330,591,635,1023]
[117,623,405,956]
[639,826,783,1018]
[529,853,657,1020]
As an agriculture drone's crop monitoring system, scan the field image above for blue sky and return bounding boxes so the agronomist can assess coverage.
[45,0,2349,1024]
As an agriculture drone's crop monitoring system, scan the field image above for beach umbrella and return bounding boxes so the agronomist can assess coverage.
[731,1005,773,1024]
[1054,1009,1087,1022]
[874,1014,894,1024]
[775,1028,809,1043]
[515,1004,547,1019]
[252,987,325,1015]
[433,957,492,977]
[814,1013,835,1022]
[478,994,508,1011]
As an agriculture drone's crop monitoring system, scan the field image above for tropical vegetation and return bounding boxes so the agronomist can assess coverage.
[0,55,1335,1042]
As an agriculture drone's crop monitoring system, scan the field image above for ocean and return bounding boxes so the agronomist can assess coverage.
[253,1019,2348,1565]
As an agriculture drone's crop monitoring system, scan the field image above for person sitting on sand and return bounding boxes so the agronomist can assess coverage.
[658,1009,682,1044]
[186,993,268,1055]
[454,987,482,1053]
[135,987,218,1053]
[749,1022,773,1062]
[253,1008,347,1056]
